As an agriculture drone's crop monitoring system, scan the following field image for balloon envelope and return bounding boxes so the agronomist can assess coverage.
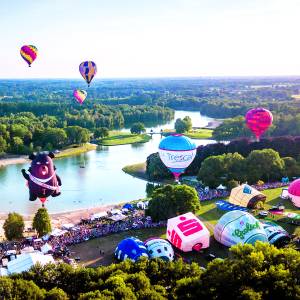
[158,134,196,180]
[214,210,268,247]
[245,108,273,139]
[115,237,148,262]
[79,61,97,86]
[73,89,87,104]
[20,45,38,67]
[144,238,174,261]
[288,178,300,207]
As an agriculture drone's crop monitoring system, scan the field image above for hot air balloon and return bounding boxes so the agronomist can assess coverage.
[214,211,268,247]
[20,45,38,67]
[21,152,62,204]
[158,134,197,181]
[73,89,87,104]
[245,108,273,141]
[167,212,210,252]
[115,237,149,262]
[144,237,174,261]
[79,61,97,87]
[288,178,300,208]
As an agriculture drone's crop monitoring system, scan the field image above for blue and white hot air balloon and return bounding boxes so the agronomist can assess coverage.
[115,237,149,262]
[158,134,197,181]
[145,237,174,262]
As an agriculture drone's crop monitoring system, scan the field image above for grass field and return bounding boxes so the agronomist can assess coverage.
[99,131,151,146]
[69,187,300,268]
[55,143,97,158]
[122,162,148,180]
[186,129,213,139]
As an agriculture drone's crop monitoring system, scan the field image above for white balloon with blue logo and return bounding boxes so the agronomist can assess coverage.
[115,237,149,262]
[158,134,197,181]
[145,238,174,262]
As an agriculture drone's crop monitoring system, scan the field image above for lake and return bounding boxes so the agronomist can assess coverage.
[0,111,216,214]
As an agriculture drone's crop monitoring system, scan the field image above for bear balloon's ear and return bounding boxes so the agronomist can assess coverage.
[48,152,55,159]
[29,153,36,160]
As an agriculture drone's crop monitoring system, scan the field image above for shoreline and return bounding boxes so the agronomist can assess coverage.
[0,143,97,168]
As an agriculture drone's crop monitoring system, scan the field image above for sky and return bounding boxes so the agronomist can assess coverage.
[1,0,300,78]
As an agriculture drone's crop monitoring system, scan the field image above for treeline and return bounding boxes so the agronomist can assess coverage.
[3,243,299,299]
[0,102,174,129]
[146,136,300,180]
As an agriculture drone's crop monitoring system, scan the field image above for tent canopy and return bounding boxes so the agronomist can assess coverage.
[90,211,107,220]
[61,223,74,230]
[123,203,133,210]
[217,184,227,190]
[229,184,266,208]
[7,252,54,274]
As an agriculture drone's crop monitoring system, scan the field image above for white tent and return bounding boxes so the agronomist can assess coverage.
[137,201,146,210]
[217,184,227,190]
[90,211,107,220]
[50,228,67,237]
[110,209,122,215]
[20,247,35,254]
[7,252,54,274]
[0,268,8,276]
[281,188,290,199]
[41,243,53,254]
[109,214,127,222]
[61,223,74,230]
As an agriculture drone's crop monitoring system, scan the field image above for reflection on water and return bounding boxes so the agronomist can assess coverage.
[0,111,216,214]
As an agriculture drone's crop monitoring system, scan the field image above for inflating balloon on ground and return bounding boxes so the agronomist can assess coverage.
[167,212,210,252]
[288,178,300,208]
[214,210,268,247]
[144,238,174,261]
[115,237,148,262]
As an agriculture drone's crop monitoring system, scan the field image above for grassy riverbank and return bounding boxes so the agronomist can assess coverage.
[122,162,148,180]
[55,143,97,158]
[186,129,213,139]
[98,131,151,146]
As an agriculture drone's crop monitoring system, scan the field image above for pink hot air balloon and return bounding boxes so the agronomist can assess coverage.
[73,89,87,104]
[288,179,300,208]
[245,108,273,141]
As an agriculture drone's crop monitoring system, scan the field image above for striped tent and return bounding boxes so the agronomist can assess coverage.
[229,184,266,208]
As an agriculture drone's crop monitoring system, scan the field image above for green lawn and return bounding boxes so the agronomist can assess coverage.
[186,129,213,139]
[122,162,148,180]
[55,143,97,158]
[69,187,300,268]
[98,131,151,146]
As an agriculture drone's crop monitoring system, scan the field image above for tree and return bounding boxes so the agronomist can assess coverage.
[94,127,109,139]
[246,149,284,183]
[175,117,192,133]
[146,184,200,221]
[282,157,300,178]
[32,208,52,237]
[65,126,90,144]
[130,122,146,134]
[3,212,24,240]
[46,287,69,300]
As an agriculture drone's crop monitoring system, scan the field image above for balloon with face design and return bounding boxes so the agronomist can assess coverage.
[21,152,62,202]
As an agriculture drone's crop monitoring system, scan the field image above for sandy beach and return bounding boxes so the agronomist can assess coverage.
[0,204,117,240]
[0,155,29,167]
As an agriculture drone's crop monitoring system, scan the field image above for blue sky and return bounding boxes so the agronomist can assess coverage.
[1,0,300,78]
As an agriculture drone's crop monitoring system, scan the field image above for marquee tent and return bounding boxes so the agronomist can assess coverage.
[7,252,54,274]
[229,184,266,208]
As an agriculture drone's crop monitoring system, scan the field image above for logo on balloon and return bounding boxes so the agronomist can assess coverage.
[232,221,260,240]
[166,153,193,163]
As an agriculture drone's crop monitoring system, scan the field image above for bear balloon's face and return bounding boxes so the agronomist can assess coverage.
[30,153,55,179]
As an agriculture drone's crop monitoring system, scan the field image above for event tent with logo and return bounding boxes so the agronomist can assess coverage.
[229,184,266,208]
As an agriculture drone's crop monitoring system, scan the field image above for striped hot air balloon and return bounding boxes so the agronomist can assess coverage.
[20,45,38,67]
[73,89,87,104]
[79,61,97,87]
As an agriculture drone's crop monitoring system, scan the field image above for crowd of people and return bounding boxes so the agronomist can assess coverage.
[0,210,166,260]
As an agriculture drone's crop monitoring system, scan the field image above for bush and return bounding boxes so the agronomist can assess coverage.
[3,212,24,240]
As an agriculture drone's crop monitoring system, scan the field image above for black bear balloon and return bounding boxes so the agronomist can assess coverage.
[21,152,62,204]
